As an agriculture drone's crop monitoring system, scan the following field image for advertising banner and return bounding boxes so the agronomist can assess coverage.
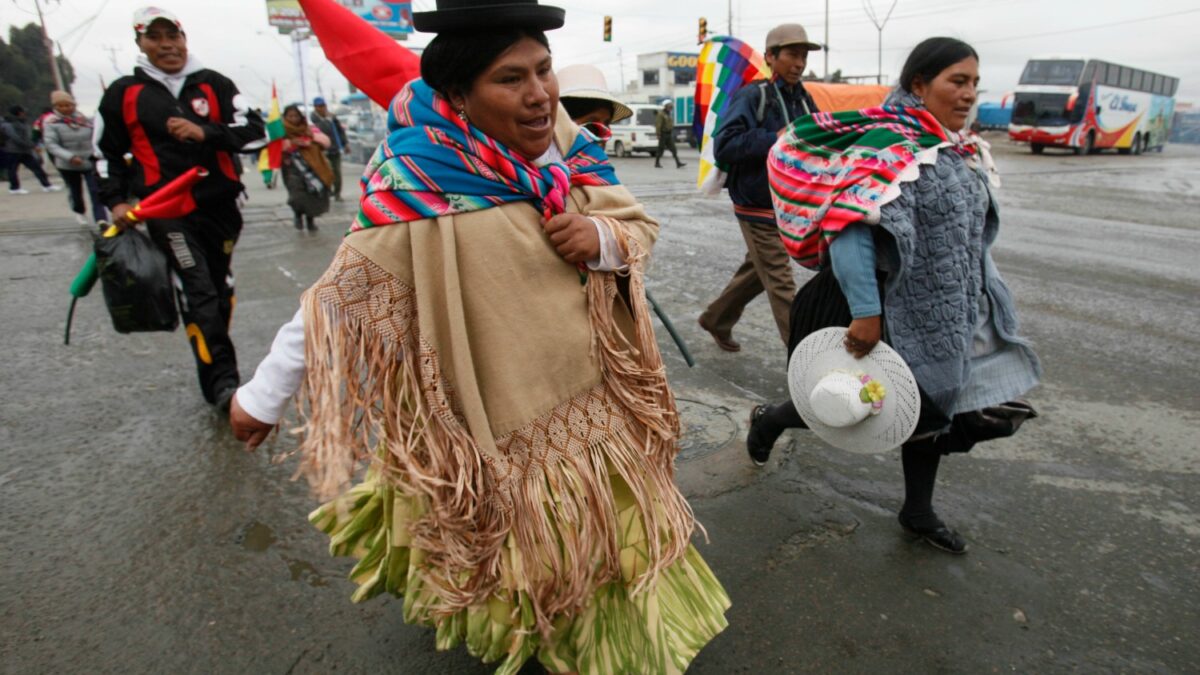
[266,1,413,36]
[266,0,308,34]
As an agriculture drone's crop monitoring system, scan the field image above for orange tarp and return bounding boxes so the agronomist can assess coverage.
[805,83,891,112]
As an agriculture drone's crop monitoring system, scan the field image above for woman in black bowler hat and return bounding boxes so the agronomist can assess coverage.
[231,1,730,672]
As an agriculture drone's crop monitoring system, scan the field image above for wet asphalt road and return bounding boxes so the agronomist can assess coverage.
[2,136,1198,673]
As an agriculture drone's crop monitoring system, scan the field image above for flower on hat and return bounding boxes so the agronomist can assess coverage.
[855,373,886,414]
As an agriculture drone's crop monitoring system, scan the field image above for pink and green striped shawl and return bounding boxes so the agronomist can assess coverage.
[768,105,977,269]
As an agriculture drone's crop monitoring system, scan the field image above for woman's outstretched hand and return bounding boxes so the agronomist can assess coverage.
[542,213,600,264]
[230,393,274,452]
[844,316,882,359]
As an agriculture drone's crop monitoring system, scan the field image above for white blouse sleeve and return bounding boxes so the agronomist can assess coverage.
[585,216,629,272]
[236,307,307,425]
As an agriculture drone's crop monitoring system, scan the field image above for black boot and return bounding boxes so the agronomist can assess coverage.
[305,215,317,232]
[746,401,807,466]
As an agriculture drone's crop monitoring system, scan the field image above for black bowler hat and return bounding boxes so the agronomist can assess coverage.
[412,0,565,33]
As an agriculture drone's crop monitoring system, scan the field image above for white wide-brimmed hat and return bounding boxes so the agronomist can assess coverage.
[788,327,920,453]
[556,64,633,123]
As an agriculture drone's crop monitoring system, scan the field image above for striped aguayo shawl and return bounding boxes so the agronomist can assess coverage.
[768,105,980,269]
[353,79,618,231]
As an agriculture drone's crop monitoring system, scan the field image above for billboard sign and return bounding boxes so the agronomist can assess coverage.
[340,1,413,35]
[266,1,413,36]
[266,0,308,34]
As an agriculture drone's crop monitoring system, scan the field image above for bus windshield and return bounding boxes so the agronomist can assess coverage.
[1011,93,1074,126]
[1019,60,1085,86]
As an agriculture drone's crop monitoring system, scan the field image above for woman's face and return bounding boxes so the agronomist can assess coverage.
[452,37,558,160]
[911,56,979,132]
[284,109,304,126]
[53,100,75,116]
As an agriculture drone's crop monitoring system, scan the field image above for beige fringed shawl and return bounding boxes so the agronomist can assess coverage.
[294,114,694,634]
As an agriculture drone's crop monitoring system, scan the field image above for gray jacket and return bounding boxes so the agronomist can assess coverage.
[1,117,35,154]
[42,113,96,171]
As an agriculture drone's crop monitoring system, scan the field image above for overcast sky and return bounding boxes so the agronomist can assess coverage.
[6,0,1199,113]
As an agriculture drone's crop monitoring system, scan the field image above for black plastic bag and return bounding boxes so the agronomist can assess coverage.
[94,227,178,334]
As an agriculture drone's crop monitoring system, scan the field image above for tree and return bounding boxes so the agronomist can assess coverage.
[0,23,75,117]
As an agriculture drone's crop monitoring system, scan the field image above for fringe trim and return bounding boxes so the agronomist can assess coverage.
[294,241,695,637]
[295,249,509,614]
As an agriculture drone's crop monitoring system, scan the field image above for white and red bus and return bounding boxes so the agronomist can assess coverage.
[1008,56,1179,155]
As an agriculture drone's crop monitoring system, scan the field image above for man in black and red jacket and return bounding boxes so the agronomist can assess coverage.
[96,6,265,411]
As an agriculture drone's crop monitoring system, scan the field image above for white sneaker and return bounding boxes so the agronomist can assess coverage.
[75,213,89,226]
[42,184,62,192]
[8,188,30,195]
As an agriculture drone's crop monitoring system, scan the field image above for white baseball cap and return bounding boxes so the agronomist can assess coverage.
[133,7,183,34]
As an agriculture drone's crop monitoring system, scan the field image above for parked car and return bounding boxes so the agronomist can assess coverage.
[608,103,660,157]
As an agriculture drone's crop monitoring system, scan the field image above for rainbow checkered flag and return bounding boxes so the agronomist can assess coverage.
[693,36,770,194]
[257,83,284,186]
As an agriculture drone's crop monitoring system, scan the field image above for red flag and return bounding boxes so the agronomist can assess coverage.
[297,0,421,108]
[126,167,210,223]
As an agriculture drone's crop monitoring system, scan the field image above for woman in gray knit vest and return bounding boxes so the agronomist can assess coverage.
[748,37,1041,555]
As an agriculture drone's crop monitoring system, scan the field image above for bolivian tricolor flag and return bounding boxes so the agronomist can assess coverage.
[258,83,285,186]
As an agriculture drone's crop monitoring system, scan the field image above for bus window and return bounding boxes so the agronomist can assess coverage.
[1092,62,1106,84]
[1019,59,1085,85]
[1170,78,1179,96]
[1119,67,1132,88]
[1106,66,1120,86]
[1132,71,1143,91]
[1082,62,1096,85]
[1153,74,1163,95]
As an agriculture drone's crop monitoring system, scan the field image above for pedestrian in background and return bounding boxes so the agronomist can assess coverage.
[95,6,265,411]
[754,37,1041,555]
[697,23,821,352]
[308,96,346,201]
[654,99,685,168]
[281,104,332,231]
[2,105,59,195]
[42,91,107,226]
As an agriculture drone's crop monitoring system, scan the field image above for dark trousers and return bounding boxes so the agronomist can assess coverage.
[655,134,681,166]
[6,152,51,190]
[57,168,107,220]
[146,199,242,403]
[325,151,343,199]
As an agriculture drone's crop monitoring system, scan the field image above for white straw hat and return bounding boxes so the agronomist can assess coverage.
[556,64,633,124]
[788,327,921,453]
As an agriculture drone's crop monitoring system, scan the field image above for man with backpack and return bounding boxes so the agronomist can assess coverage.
[698,23,821,351]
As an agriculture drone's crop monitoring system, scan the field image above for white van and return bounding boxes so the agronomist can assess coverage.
[607,103,660,157]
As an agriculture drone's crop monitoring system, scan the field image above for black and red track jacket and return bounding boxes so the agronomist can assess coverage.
[96,66,265,209]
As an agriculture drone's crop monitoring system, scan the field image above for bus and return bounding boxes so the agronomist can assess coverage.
[1008,56,1179,155]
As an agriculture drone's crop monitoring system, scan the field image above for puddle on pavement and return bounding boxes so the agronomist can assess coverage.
[236,521,276,552]
[676,399,738,462]
[284,557,328,587]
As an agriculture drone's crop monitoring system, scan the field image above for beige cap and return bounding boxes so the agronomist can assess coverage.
[766,23,822,52]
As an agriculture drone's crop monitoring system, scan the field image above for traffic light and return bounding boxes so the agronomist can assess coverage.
[698,17,707,45]
[603,15,612,42]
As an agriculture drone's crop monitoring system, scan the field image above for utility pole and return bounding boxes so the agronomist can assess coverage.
[32,0,66,91]
[727,0,732,36]
[823,0,829,81]
[862,0,898,85]
[617,47,625,93]
[292,28,311,111]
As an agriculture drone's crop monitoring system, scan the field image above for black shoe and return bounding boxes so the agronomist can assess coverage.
[293,214,303,230]
[655,163,662,168]
[676,162,686,168]
[214,383,238,414]
[898,513,969,554]
[746,405,777,466]
[306,216,318,232]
